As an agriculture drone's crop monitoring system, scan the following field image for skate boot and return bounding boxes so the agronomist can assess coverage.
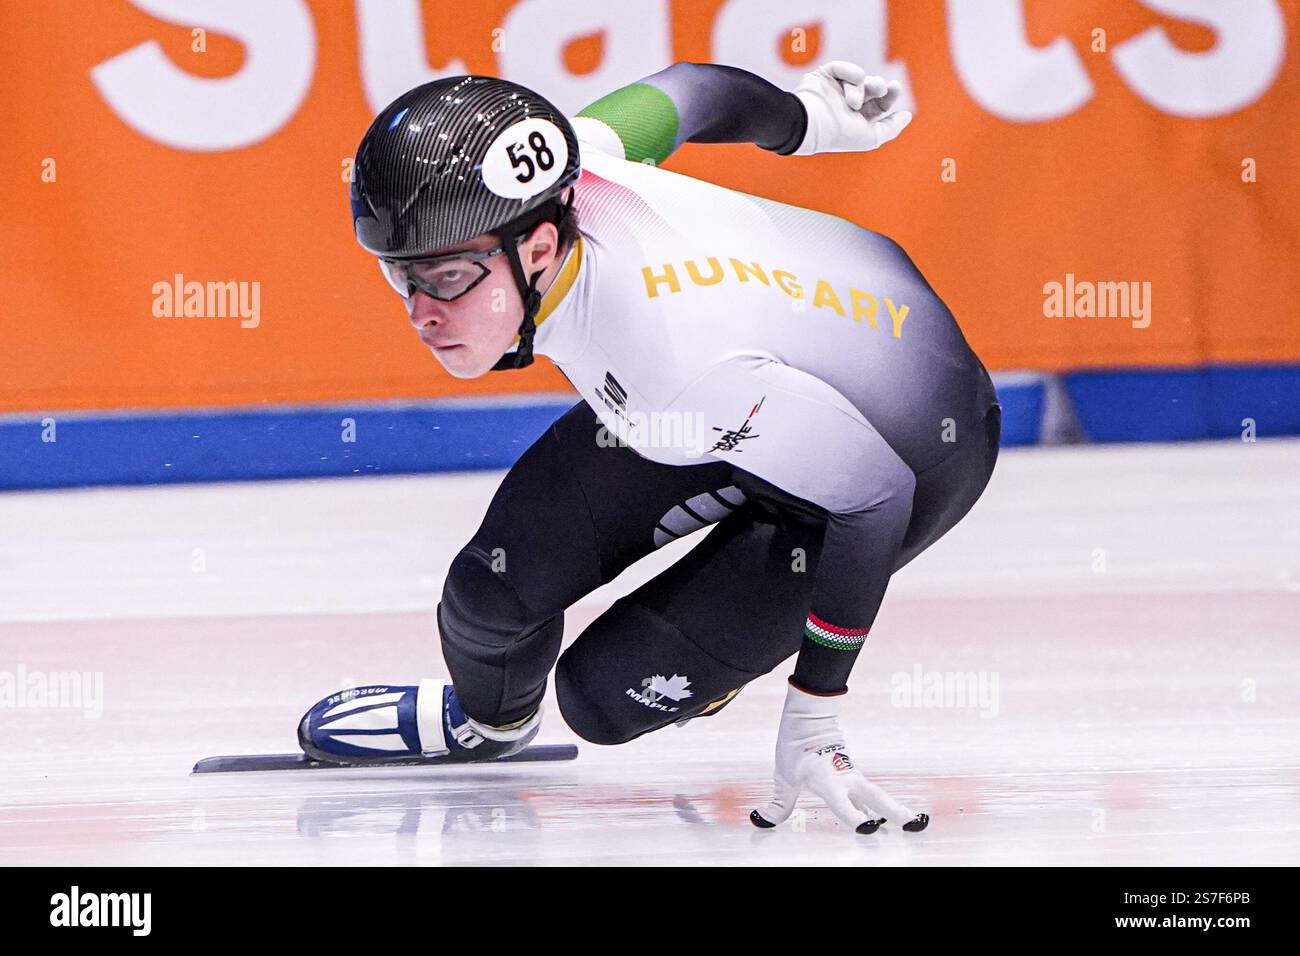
[298,678,540,764]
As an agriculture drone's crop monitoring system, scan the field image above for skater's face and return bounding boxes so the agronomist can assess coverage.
[395,222,562,379]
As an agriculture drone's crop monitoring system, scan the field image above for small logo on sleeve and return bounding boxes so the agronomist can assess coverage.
[709,396,764,453]
[603,371,628,409]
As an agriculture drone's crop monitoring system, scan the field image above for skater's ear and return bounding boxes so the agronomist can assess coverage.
[521,220,561,270]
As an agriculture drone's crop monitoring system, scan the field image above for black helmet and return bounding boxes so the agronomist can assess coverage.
[351,75,581,370]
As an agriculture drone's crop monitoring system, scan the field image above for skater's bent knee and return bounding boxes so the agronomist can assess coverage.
[555,657,641,746]
[440,545,530,641]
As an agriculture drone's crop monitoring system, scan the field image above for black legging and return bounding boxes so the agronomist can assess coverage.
[438,400,1000,743]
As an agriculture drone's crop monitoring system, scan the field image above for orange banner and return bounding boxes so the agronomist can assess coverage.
[4,0,1297,414]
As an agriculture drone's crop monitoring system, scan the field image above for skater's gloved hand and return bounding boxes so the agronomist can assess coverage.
[751,679,928,834]
[790,61,911,156]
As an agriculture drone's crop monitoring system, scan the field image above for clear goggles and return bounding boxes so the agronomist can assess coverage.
[377,242,517,302]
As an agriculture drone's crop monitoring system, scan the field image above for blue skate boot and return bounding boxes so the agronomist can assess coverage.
[298,678,541,764]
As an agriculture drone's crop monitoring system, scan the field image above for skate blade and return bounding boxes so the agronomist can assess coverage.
[192,743,578,774]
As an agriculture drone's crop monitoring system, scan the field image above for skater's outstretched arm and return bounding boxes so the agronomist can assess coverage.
[574,60,911,164]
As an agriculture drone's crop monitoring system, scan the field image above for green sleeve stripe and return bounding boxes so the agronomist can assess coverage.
[576,83,679,166]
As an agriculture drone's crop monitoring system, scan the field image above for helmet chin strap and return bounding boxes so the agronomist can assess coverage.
[489,190,575,372]
[490,233,543,372]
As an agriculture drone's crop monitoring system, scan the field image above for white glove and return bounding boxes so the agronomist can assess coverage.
[751,680,929,834]
[790,60,912,156]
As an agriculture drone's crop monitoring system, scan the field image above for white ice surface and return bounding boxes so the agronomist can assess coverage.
[1,439,1297,865]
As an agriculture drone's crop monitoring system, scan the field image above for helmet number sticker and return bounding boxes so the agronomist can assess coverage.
[506,131,554,183]
[482,118,569,200]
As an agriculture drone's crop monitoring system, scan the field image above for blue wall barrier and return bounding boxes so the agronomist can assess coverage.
[1064,364,1300,442]
[0,397,577,491]
[1,366,1294,490]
